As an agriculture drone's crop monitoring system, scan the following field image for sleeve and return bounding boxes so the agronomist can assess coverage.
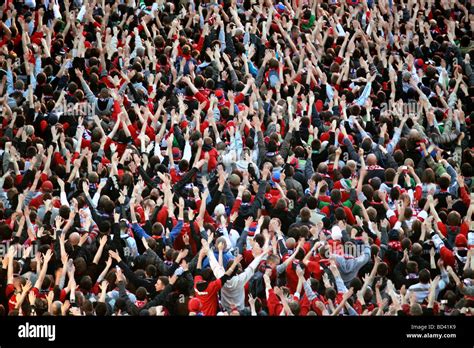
[334,255,350,273]
[386,127,402,154]
[230,197,242,216]
[236,227,248,254]
[207,249,226,279]
[6,69,14,95]
[174,167,198,194]
[137,166,159,190]
[118,260,151,289]
[354,245,371,269]
[436,222,447,238]
[249,180,267,216]
[326,84,335,101]
[303,279,318,301]
[254,131,267,165]
[182,141,192,162]
[279,130,293,160]
[431,233,447,252]
[343,137,359,162]
[194,92,209,106]
[354,82,372,106]
[438,269,449,292]
[255,64,267,87]
[335,275,348,293]
[131,222,151,239]
[393,262,407,288]
[169,220,184,243]
[130,31,144,58]
[219,26,226,52]
[80,78,98,105]
[276,262,287,275]
[143,248,168,276]
[234,253,265,286]
[386,209,399,227]
[144,284,173,309]
[459,186,470,207]
[248,60,258,77]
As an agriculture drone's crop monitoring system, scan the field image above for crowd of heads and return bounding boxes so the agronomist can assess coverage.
[0,0,473,317]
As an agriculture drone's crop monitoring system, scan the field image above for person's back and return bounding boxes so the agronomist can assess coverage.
[407,269,449,303]
[220,275,248,312]
[407,282,430,303]
[220,254,265,311]
[334,239,371,286]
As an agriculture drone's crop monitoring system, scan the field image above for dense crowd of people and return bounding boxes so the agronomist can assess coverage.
[0,0,473,317]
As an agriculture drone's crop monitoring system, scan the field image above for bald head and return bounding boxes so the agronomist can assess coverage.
[52,301,63,316]
[69,232,80,246]
[408,129,419,139]
[286,237,296,250]
[367,154,377,166]
[318,163,328,173]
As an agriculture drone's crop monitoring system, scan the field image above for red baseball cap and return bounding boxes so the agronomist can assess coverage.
[41,180,54,193]
[188,298,202,313]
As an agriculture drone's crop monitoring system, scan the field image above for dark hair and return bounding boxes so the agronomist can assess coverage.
[330,189,342,204]
[419,269,431,284]
[158,276,170,287]
[377,262,389,277]
[95,302,108,316]
[300,207,311,222]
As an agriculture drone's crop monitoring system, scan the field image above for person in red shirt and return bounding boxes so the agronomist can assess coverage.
[193,245,236,316]
[4,246,24,312]
[263,271,301,316]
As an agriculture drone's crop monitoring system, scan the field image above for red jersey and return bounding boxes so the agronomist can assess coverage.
[193,276,222,316]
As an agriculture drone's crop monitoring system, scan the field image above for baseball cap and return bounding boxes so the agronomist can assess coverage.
[41,180,54,193]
